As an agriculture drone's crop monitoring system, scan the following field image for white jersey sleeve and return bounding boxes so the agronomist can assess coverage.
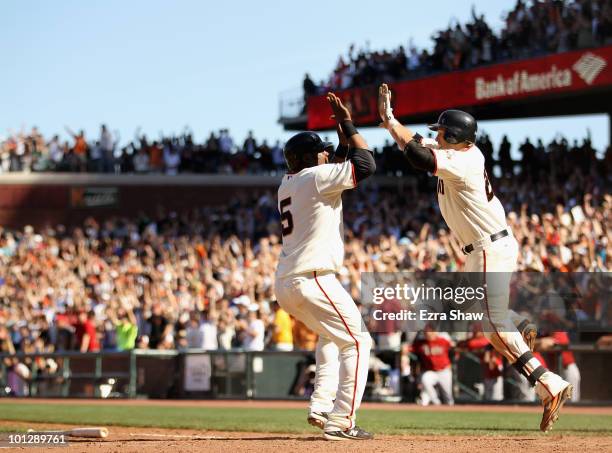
[420,137,465,181]
[431,148,468,181]
[433,144,509,245]
[314,161,356,196]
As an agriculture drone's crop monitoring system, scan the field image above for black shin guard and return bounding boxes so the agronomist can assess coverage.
[513,351,546,385]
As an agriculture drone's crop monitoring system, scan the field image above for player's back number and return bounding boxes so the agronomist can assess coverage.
[280,197,294,236]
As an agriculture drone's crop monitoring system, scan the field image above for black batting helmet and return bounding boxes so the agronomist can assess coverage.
[283,131,334,173]
[428,109,477,144]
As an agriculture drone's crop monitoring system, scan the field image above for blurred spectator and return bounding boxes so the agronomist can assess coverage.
[1,325,30,396]
[187,310,218,350]
[412,326,455,406]
[163,142,181,175]
[538,330,581,401]
[100,124,115,172]
[146,304,170,350]
[243,130,257,157]
[48,135,64,169]
[133,147,150,173]
[303,73,318,98]
[303,0,612,95]
[461,325,504,401]
[110,308,138,351]
[219,129,234,154]
[373,297,402,351]
[74,310,100,353]
[499,135,513,177]
[88,141,104,172]
[240,306,266,351]
[65,127,88,172]
[293,320,318,351]
[270,301,294,351]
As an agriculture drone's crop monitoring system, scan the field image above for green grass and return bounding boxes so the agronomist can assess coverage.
[0,402,610,436]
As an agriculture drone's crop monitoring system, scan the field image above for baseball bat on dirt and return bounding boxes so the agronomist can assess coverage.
[64,427,109,438]
[28,427,109,438]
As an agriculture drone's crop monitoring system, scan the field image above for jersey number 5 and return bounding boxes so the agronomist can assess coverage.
[484,170,494,201]
[280,197,294,236]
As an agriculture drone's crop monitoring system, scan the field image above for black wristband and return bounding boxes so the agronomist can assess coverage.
[334,144,349,159]
[340,120,358,138]
[412,133,423,144]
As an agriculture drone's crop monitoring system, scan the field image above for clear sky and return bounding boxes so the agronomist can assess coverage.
[1,0,609,155]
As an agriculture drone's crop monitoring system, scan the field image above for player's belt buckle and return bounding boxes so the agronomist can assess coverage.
[461,229,509,255]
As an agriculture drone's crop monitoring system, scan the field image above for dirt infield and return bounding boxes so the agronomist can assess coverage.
[1,400,611,452]
[1,421,611,453]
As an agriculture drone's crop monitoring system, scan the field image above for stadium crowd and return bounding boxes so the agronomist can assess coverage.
[2,121,611,182]
[0,131,609,400]
[302,0,612,94]
[0,126,286,175]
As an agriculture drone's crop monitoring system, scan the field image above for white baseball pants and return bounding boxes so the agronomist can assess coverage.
[275,270,372,430]
[419,366,453,405]
[463,235,569,402]
[484,376,504,401]
[561,363,580,402]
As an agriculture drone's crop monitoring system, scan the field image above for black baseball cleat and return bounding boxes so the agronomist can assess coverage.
[307,412,328,430]
[324,426,374,441]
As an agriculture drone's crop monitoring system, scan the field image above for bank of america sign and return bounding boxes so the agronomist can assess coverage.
[572,52,606,85]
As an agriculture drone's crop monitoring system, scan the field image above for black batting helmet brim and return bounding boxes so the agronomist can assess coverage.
[322,141,334,152]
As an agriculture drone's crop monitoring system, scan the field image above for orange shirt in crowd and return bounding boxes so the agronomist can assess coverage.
[73,136,87,155]
[292,319,317,351]
[149,145,163,169]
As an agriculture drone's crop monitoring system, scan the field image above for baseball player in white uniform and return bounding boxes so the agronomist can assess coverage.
[275,93,376,441]
[377,83,573,432]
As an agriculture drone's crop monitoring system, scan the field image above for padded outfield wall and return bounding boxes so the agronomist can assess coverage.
[0,173,407,228]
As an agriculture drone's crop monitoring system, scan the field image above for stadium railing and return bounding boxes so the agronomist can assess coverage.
[1,347,610,404]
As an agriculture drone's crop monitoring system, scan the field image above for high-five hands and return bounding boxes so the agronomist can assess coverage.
[327,92,368,150]
[378,83,395,127]
[327,92,352,123]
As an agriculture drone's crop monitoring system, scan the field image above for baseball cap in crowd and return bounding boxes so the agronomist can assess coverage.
[179,312,190,324]
[233,295,251,306]
[398,237,412,246]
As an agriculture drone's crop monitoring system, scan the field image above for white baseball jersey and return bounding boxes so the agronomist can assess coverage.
[422,138,507,246]
[275,161,356,278]
[421,139,572,403]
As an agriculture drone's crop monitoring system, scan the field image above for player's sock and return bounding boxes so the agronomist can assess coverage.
[512,350,547,387]
[535,372,570,402]
[512,351,569,402]
[325,413,355,431]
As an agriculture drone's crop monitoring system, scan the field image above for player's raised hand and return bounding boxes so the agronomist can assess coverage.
[327,92,352,122]
[378,83,394,126]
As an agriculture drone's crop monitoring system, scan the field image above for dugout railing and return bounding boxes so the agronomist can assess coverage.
[1,347,611,403]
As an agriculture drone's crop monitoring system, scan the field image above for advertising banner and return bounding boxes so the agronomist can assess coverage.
[307,46,612,129]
